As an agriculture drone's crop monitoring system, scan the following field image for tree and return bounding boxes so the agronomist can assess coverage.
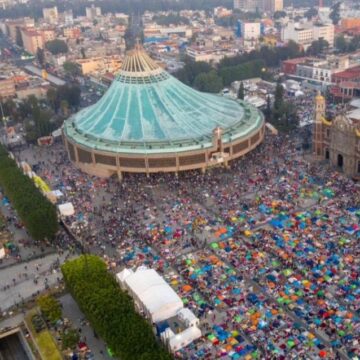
[0,145,58,241]
[63,61,81,77]
[36,47,45,68]
[194,70,223,93]
[335,35,347,52]
[45,39,68,55]
[273,79,285,121]
[60,100,69,116]
[273,10,287,20]
[238,81,245,100]
[61,328,80,350]
[46,87,58,112]
[15,26,23,47]
[307,39,329,56]
[330,1,341,25]
[80,47,86,59]
[305,7,318,20]
[61,256,172,360]
[264,95,272,121]
[37,295,62,323]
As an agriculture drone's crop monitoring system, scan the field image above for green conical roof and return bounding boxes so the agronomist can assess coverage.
[64,47,263,154]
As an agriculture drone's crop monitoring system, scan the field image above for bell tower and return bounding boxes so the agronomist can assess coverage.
[313,92,326,157]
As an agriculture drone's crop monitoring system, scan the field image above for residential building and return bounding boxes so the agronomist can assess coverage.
[63,27,81,40]
[21,28,44,54]
[40,28,56,43]
[241,22,261,40]
[86,5,102,20]
[63,10,74,25]
[42,6,58,24]
[5,18,34,41]
[281,21,334,50]
[234,0,282,13]
[341,18,360,30]
[0,77,16,98]
[282,55,352,86]
[75,55,122,76]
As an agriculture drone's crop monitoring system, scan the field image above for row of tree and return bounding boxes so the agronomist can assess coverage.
[0,0,233,19]
[37,294,80,350]
[0,145,58,241]
[335,35,360,53]
[46,84,82,114]
[61,255,172,360]
[175,41,302,92]
[153,13,190,26]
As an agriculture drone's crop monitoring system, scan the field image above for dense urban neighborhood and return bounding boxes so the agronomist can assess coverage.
[0,0,359,360]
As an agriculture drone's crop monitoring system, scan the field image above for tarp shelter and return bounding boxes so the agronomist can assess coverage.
[168,327,202,352]
[119,267,184,323]
[52,128,62,138]
[58,203,75,217]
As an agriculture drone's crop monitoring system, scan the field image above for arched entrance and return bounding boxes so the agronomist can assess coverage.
[337,154,343,168]
[325,149,329,160]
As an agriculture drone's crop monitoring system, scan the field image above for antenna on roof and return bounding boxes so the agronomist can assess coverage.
[135,37,142,50]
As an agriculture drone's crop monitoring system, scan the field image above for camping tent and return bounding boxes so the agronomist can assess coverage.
[58,203,75,217]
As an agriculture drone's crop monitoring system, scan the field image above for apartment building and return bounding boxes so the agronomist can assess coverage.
[0,77,16,98]
[281,21,334,50]
[21,28,44,54]
[42,6,58,24]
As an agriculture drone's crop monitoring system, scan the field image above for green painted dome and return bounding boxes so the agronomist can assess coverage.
[64,47,263,154]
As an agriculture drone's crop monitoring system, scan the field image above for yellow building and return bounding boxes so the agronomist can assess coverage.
[21,28,44,54]
[0,77,16,98]
[76,56,122,75]
[40,28,56,43]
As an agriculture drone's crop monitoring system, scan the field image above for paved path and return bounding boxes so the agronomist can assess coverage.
[0,253,69,313]
[59,294,111,360]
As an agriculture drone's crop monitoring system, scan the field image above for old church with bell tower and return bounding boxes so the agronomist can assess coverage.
[313,92,360,177]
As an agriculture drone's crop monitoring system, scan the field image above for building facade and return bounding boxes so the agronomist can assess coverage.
[63,47,265,179]
[234,0,282,12]
[241,22,261,40]
[313,93,360,177]
[86,5,102,19]
[281,22,334,50]
[21,28,44,54]
[42,6,58,24]
[0,77,16,98]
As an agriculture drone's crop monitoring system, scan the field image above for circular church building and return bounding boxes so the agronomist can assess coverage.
[63,47,265,179]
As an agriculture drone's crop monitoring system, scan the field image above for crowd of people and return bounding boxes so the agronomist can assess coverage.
[14,124,359,359]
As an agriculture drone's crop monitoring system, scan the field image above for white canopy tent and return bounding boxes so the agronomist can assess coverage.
[168,327,202,352]
[58,202,75,217]
[119,267,183,323]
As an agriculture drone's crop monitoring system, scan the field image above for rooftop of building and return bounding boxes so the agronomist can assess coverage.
[64,45,263,154]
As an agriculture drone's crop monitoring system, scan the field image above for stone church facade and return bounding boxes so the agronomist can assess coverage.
[313,93,360,177]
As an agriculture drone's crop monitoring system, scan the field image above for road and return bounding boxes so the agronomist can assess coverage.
[0,333,29,360]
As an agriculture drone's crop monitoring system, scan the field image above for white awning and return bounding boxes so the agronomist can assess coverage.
[58,202,75,217]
